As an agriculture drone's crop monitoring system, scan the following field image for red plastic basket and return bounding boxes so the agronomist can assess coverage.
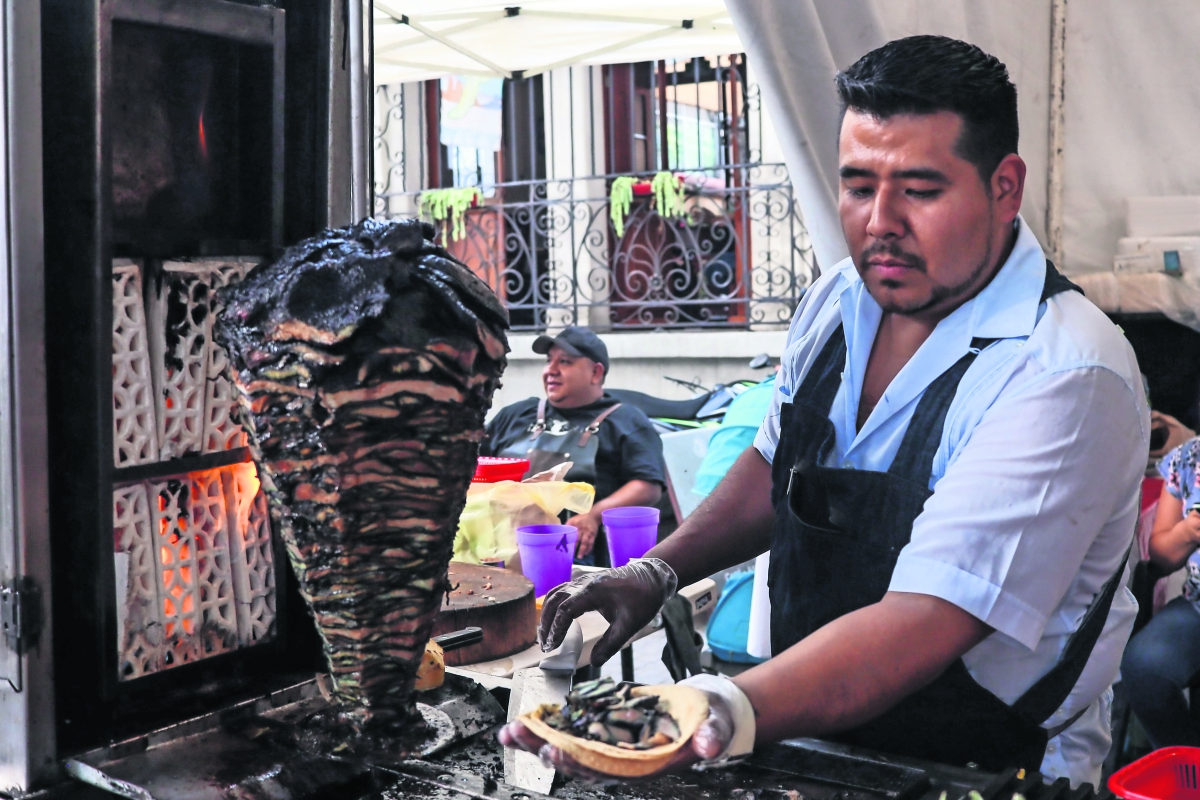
[1110,747,1200,800]
[472,456,529,484]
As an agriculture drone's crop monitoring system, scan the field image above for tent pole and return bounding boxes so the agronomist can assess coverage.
[368,0,375,217]
[657,60,669,170]
[349,0,368,221]
[1046,0,1067,267]
[398,13,513,78]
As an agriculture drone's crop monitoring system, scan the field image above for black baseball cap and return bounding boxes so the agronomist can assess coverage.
[532,326,609,373]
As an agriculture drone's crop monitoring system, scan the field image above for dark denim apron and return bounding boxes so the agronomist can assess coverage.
[768,264,1129,772]
[499,399,625,566]
[498,398,622,483]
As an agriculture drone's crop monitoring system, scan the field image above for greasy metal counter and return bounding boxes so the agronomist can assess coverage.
[59,669,1113,800]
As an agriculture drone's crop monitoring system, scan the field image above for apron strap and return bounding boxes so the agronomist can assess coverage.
[886,344,989,485]
[1009,544,1132,727]
[796,325,848,414]
[1042,259,1083,302]
[886,261,1081,486]
[530,398,548,439]
[577,403,622,447]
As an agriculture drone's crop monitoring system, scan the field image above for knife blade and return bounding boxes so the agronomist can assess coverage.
[504,620,583,793]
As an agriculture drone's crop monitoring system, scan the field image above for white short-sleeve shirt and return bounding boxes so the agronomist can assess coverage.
[753,217,1149,787]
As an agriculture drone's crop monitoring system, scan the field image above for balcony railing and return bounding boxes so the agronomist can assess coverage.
[374,164,817,332]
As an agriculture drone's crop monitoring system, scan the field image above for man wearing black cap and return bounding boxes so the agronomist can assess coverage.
[481,326,666,563]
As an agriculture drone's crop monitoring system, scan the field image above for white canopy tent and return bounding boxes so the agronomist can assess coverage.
[723,0,1200,278]
[373,0,1200,280]
[718,0,1200,659]
[372,1,743,86]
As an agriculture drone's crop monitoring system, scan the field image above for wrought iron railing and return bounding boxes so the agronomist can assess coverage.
[374,163,817,332]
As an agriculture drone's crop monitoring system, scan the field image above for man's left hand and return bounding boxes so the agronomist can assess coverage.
[498,688,735,784]
[566,511,600,557]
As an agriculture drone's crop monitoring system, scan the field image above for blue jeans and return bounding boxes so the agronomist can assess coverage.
[1122,595,1200,748]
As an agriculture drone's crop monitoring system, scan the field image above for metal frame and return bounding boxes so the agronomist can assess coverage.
[372,4,730,81]
[1046,0,1067,268]
[348,0,370,221]
[0,0,55,790]
[378,164,814,332]
[41,0,300,761]
[107,0,287,252]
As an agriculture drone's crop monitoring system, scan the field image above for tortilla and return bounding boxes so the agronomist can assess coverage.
[519,684,709,778]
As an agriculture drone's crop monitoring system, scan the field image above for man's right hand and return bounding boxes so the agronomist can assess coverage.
[538,557,678,667]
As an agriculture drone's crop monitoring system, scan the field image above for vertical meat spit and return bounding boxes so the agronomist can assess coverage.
[215,218,509,751]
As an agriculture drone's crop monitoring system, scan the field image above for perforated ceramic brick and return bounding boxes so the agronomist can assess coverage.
[148,478,204,669]
[188,468,239,655]
[157,260,256,455]
[115,258,272,681]
[116,463,276,680]
[151,268,210,460]
[224,462,277,645]
[112,261,157,467]
[199,260,256,453]
[114,483,159,680]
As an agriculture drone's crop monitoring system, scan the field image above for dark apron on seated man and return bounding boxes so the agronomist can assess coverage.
[485,393,666,565]
[500,397,623,486]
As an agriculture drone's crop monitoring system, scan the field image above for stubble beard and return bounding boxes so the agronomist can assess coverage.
[865,208,997,317]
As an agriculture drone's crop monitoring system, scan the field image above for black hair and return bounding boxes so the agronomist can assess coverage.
[835,35,1018,184]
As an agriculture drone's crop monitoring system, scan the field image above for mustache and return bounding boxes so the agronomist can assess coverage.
[859,242,927,273]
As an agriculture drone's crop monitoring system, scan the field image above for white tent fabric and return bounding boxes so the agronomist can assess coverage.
[372,1,742,86]
[724,0,1200,276]
[1060,0,1200,275]
[724,0,1052,271]
[376,1,1200,274]
[727,0,1200,663]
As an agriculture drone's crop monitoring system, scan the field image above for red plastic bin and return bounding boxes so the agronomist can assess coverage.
[472,456,529,483]
[1110,747,1200,800]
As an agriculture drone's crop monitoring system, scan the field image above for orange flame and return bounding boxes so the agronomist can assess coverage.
[198,112,208,161]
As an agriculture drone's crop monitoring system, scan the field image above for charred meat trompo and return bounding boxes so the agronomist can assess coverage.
[215,218,508,741]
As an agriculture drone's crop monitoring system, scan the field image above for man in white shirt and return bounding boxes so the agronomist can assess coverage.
[503,35,1147,787]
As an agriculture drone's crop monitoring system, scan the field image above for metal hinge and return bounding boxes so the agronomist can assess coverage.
[1,577,43,655]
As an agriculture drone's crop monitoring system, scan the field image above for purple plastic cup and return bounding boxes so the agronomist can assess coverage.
[601,506,660,568]
[516,524,579,597]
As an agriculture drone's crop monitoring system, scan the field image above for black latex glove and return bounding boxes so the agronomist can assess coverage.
[538,557,678,667]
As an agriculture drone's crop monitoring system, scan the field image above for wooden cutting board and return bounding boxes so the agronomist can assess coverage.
[433,563,537,666]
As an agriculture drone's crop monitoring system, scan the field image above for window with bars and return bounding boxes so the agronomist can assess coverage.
[373,54,815,332]
[603,56,749,176]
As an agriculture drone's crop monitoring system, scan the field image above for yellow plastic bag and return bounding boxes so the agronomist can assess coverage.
[453,479,594,566]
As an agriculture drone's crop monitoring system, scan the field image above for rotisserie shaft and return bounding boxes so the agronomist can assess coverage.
[215,218,508,736]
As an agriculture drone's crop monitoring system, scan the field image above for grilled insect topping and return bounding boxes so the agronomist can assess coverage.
[539,678,682,750]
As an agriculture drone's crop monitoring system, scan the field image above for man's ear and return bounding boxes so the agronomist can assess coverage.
[991,153,1026,224]
[593,362,606,386]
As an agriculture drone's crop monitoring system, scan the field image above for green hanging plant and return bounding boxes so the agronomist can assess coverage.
[420,186,483,245]
[651,171,685,220]
[609,176,635,237]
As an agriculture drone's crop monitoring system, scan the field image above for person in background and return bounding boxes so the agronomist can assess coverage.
[692,370,778,499]
[1150,410,1195,464]
[505,35,1147,786]
[1122,436,1200,747]
[691,367,779,663]
[480,326,665,564]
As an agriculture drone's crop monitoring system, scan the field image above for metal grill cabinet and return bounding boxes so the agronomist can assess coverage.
[35,0,349,781]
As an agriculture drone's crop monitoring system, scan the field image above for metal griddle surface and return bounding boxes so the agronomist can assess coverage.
[58,674,1113,800]
[409,725,1112,800]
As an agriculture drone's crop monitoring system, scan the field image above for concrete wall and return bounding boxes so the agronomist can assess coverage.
[489,330,790,418]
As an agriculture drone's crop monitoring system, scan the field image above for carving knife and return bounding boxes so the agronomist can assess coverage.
[504,620,584,793]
